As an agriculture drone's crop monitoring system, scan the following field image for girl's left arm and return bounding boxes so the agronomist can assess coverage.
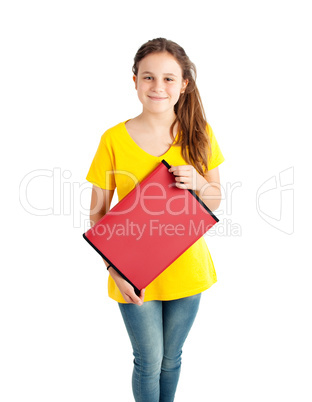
[168,165,222,212]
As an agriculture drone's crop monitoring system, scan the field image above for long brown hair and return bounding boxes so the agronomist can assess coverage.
[132,37,211,175]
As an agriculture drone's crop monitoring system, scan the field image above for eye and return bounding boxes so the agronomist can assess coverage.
[144,76,153,80]
[165,78,173,82]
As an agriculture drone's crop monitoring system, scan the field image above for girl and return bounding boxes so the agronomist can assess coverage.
[86,38,225,402]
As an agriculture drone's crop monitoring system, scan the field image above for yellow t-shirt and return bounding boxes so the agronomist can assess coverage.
[86,119,225,303]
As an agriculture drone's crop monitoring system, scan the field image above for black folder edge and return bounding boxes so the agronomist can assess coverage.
[83,232,141,296]
[83,159,219,297]
[161,159,219,223]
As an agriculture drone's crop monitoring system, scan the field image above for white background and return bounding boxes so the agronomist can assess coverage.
[1,0,311,401]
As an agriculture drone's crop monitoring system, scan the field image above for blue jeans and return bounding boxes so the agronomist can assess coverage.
[118,293,201,402]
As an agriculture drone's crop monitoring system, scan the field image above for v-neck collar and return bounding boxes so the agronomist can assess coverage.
[122,119,178,160]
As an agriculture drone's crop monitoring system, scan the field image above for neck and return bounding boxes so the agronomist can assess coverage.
[137,110,177,134]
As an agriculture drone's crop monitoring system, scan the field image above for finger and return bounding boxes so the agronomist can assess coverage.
[169,165,192,174]
[174,175,190,182]
[127,290,143,306]
[174,176,191,188]
[123,294,133,304]
[175,182,189,189]
[136,290,145,305]
[139,288,146,303]
[173,171,193,181]
[169,166,186,175]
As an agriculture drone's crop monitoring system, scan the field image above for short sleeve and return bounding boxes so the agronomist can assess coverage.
[86,131,116,190]
[207,124,225,170]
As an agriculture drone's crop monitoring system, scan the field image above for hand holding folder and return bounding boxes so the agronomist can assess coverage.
[83,159,219,296]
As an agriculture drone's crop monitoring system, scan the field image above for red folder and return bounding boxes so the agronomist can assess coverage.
[83,159,219,296]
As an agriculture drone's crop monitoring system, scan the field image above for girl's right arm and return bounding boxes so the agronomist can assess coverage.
[89,185,145,306]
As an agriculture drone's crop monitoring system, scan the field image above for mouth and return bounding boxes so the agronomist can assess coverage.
[148,96,168,101]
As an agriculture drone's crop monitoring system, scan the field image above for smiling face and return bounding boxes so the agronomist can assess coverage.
[133,51,188,116]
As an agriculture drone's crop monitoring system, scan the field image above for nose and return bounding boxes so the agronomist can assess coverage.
[151,78,165,93]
